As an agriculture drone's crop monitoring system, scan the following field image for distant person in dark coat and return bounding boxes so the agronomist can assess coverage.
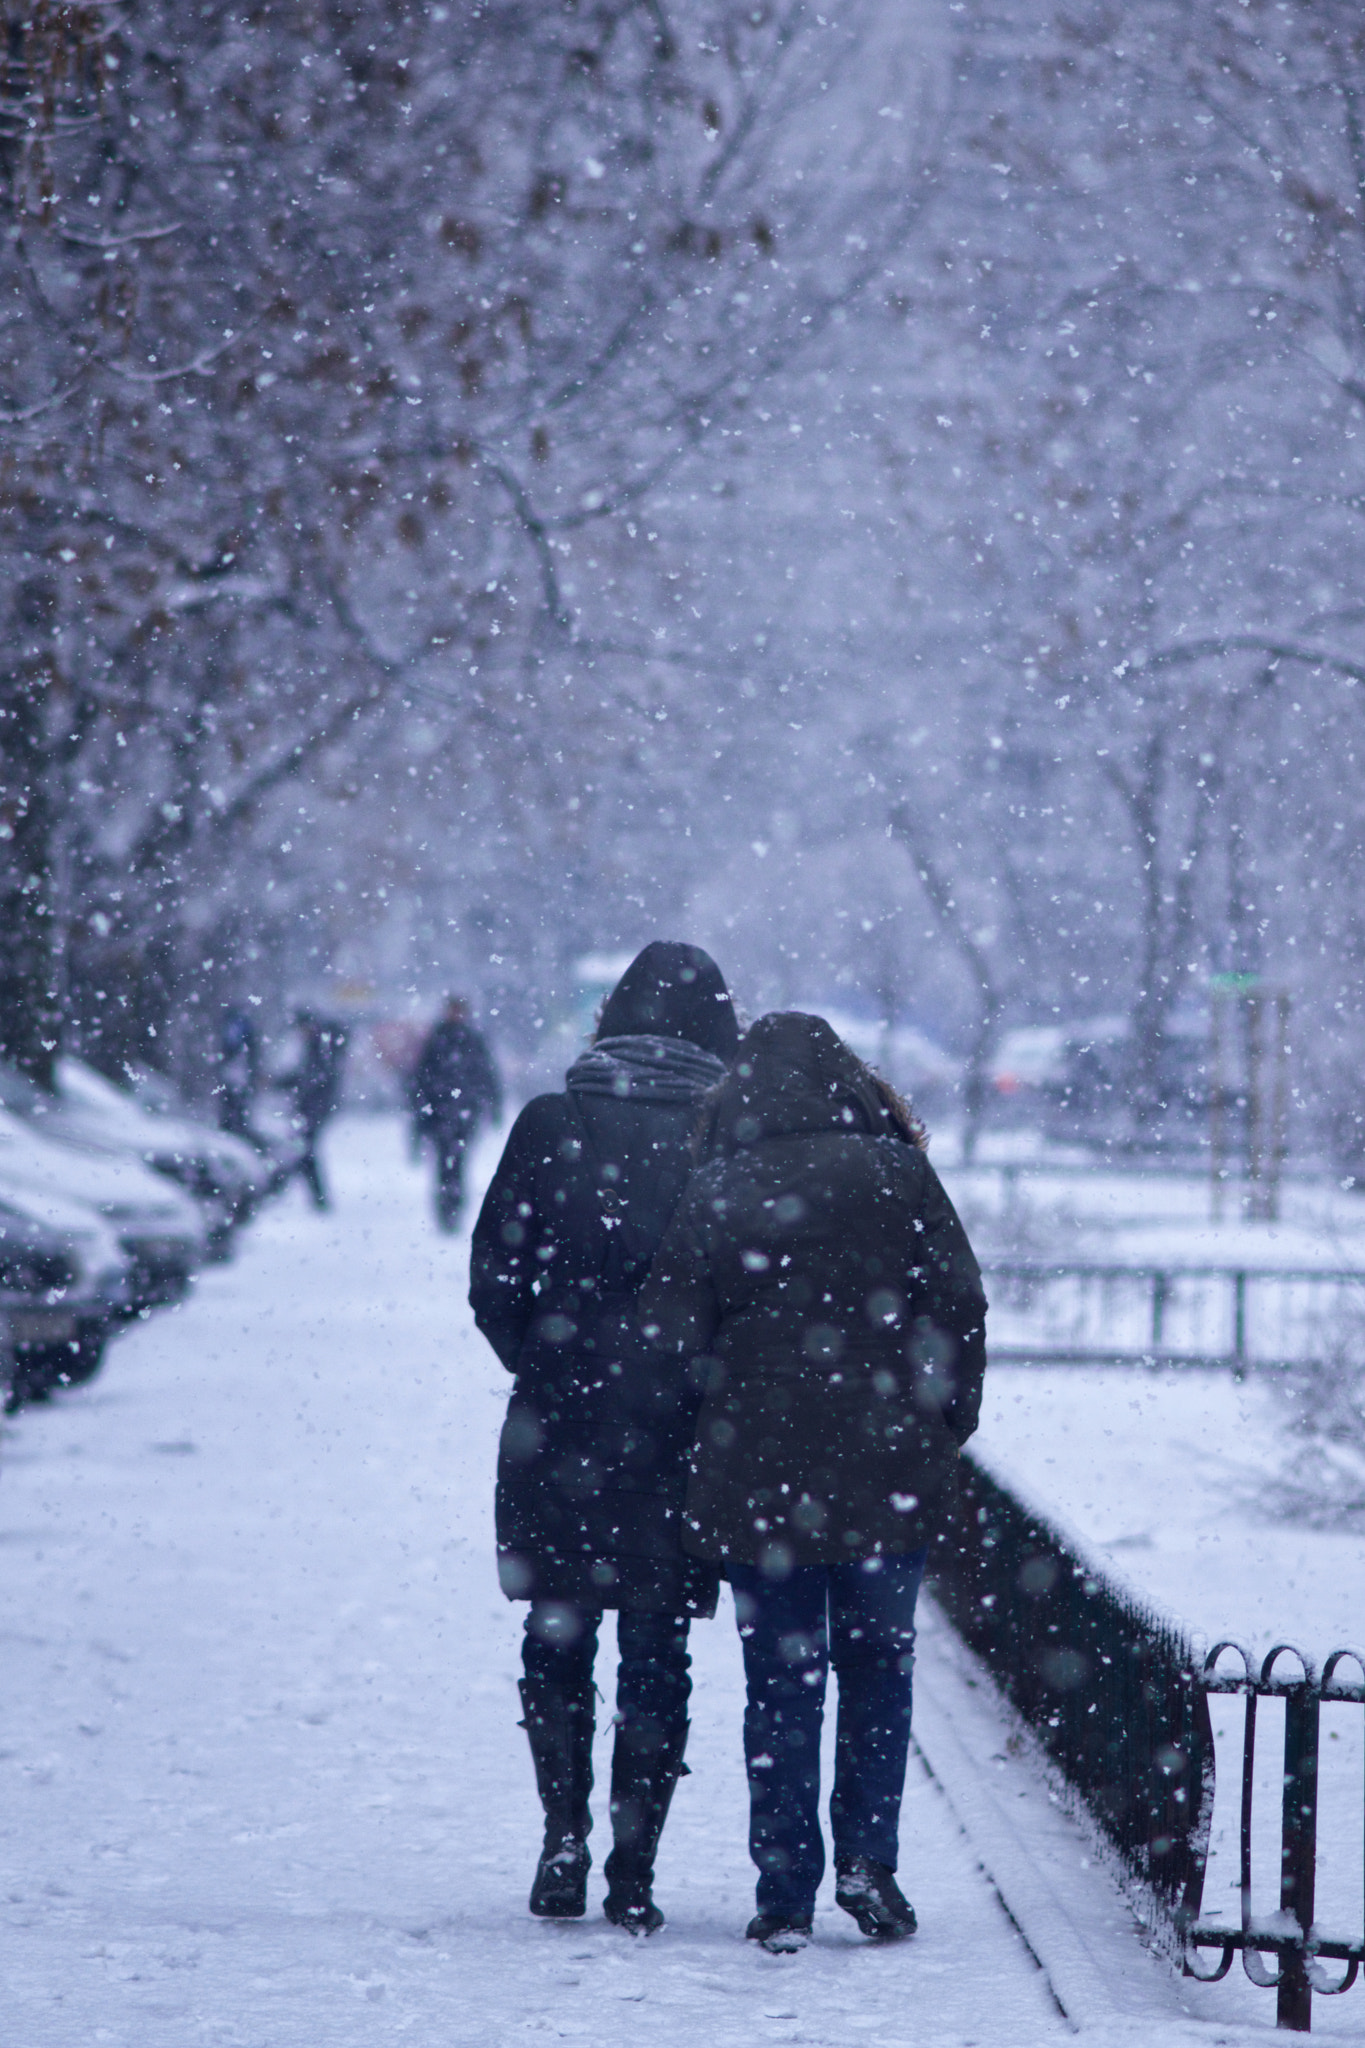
[409,998,502,1231]
[641,1012,987,1953]
[216,1005,262,1147]
[469,942,740,1934]
[278,1010,349,1210]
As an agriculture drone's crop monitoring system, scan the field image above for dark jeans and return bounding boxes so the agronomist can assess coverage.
[523,1601,692,1753]
[218,1086,258,1145]
[272,1114,330,1210]
[728,1549,928,1917]
[297,1138,328,1210]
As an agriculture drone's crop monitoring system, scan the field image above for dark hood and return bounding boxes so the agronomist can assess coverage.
[595,942,739,1058]
[701,1011,894,1154]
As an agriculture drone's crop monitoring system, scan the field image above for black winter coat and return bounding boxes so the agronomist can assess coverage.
[470,1032,727,1614]
[411,1017,502,1135]
[639,1012,987,1568]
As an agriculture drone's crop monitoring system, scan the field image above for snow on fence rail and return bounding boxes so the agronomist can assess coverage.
[930,1454,1365,2032]
[982,1262,1365,1371]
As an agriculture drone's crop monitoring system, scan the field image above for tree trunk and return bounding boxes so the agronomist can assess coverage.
[0,579,63,1089]
[889,803,1003,1162]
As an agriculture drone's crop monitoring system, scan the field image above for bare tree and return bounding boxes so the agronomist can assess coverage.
[1,0,934,1079]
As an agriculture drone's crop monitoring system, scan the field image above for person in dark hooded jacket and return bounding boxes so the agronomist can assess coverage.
[276,1010,349,1210]
[469,942,740,1933]
[640,1012,986,1952]
[409,998,502,1230]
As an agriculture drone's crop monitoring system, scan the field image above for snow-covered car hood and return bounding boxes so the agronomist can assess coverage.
[56,1060,269,1197]
[0,1104,206,1248]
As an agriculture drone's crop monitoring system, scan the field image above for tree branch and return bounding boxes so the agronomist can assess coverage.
[1135,634,1365,685]
[478,455,570,626]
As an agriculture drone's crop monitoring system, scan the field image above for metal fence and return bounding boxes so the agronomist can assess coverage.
[933,1455,1365,2031]
[930,1453,1214,1935]
[1185,1643,1365,2032]
[981,1262,1365,1372]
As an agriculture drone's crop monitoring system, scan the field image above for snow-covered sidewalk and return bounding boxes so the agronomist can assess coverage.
[0,1117,1308,2044]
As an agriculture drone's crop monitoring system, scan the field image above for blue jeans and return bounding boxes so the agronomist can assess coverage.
[728,1550,928,1917]
[523,1602,692,1749]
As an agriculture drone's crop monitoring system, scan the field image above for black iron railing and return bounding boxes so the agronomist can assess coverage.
[1185,1643,1365,2032]
[930,1452,1214,1936]
[982,1261,1365,1372]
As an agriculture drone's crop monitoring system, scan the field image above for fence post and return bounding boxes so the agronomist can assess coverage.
[1246,992,1265,1216]
[1151,1269,1168,1351]
[1278,1677,1320,2031]
[1269,994,1291,1225]
[1211,996,1227,1221]
[1233,1271,1248,1372]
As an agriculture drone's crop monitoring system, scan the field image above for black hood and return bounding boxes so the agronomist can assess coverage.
[701,1011,893,1154]
[596,942,739,1058]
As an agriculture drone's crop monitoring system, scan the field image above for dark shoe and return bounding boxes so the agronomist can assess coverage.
[602,1716,688,1937]
[530,1834,590,1918]
[746,1911,813,1954]
[835,1857,917,1939]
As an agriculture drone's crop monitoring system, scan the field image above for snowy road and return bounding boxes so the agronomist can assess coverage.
[2,1116,1069,2048]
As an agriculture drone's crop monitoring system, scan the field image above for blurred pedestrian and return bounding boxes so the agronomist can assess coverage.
[469,942,740,1934]
[278,1010,349,1210]
[641,1012,987,1953]
[216,1005,262,1147]
[409,998,502,1231]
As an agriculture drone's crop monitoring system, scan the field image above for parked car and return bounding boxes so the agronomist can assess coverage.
[55,1059,271,1256]
[988,1010,1210,1148]
[0,1096,206,1317]
[818,1007,962,1111]
[0,1183,133,1411]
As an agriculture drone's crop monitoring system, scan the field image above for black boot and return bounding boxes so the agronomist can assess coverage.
[834,1856,917,1939]
[519,1677,595,1918]
[602,1717,688,1935]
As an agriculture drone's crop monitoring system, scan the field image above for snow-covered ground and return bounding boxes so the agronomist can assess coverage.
[944,1153,1365,1273]
[945,1148,1365,1369]
[975,1368,1362,1658]
[3,1116,1357,2043]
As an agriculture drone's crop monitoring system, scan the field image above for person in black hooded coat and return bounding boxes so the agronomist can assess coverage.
[409,997,502,1230]
[640,1012,987,1951]
[469,942,739,1933]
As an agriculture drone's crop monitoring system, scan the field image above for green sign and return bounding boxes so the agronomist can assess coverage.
[1208,973,1261,994]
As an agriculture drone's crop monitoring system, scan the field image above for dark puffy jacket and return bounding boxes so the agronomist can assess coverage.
[639,1012,987,1569]
[411,1017,502,1133]
[469,942,738,1613]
